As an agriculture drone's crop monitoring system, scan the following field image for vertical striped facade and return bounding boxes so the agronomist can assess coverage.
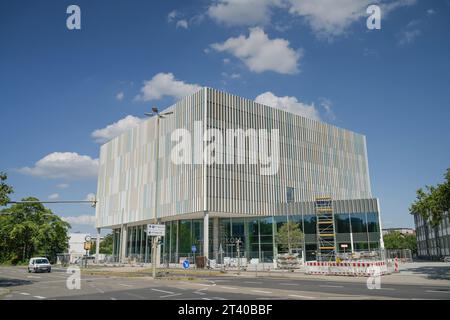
[96,87,373,228]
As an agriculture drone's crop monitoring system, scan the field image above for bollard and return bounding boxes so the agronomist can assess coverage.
[394,257,399,272]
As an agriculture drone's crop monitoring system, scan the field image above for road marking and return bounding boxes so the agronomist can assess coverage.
[213,297,227,300]
[202,297,212,300]
[280,283,297,286]
[33,296,46,299]
[196,283,212,287]
[124,292,146,299]
[151,289,175,295]
[160,293,182,298]
[244,281,262,284]
[20,292,30,295]
[110,297,117,300]
[118,283,133,287]
[251,290,272,294]
[220,286,238,290]
[288,294,314,299]
[426,290,450,294]
[27,275,41,279]
[379,288,395,291]
[319,285,344,288]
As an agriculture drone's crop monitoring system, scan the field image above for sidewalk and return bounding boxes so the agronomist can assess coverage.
[83,261,450,287]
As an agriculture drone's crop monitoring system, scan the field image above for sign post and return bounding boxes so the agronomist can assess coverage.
[218,244,224,271]
[235,238,241,275]
[84,235,91,268]
[182,259,190,278]
[147,224,166,279]
[191,245,197,269]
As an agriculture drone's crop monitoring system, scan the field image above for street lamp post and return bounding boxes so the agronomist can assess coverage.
[145,107,173,279]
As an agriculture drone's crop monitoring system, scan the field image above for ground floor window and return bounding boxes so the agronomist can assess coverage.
[112,212,382,263]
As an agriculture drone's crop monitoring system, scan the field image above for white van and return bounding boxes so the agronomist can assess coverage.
[28,257,51,273]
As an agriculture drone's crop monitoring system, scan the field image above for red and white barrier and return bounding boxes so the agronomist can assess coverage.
[394,257,399,272]
[305,261,389,277]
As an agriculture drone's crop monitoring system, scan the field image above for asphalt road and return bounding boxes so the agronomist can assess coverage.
[1,266,449,300]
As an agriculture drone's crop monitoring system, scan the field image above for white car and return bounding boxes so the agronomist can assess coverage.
[28,257,51,273]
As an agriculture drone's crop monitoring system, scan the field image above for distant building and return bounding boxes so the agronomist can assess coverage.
[414,212,450,259]
[68,233,103,263]
[382,228,415,236]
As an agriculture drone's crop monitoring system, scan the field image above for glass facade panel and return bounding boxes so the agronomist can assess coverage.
[350,213,367,233]
[178,220,192,255]
[366,212,379,233]
[113,211,382,263]
[303,215,316,234]
[335,214,351,233]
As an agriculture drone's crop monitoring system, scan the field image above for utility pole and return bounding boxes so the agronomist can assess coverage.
[145,107,173,280]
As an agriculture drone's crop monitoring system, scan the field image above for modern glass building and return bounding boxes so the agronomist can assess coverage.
[95,87,384,264]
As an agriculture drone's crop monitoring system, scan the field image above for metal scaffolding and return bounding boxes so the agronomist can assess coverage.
[315,197,336,261]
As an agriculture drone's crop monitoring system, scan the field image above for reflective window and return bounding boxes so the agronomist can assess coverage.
[350,213,367,233]
[335,214,351,233]
[303,215,316,234]
[366,213,379,233]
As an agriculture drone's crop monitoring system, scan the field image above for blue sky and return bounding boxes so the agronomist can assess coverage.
[1,0,449,234]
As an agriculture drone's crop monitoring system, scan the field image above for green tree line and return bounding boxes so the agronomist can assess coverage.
[0,173,71,264]
[90,233,113,255]
[383,231,417,253]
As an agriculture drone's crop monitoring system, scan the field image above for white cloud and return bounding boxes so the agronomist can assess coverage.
[85,193,96,201]
[222,72,241,79]
[91,115,143,144]
[176,19,188,29]
[319,97,335,120]
[62,215,96,226]
[48,193,59,200]
[211,27,301,74]
[287,0,369,38]
[223,58,230,64]
[398,19,422,45]
[57,183,69,189]
[426,9,436,16]
[116,91,124,101]
[207,0,417,38]
[135,72,201,101]
[287,0,417,38]
[207,0,283,26]
[255,91,320,120]
[398,29,421,45]
[168,10,178,22]
[18,152,99,180]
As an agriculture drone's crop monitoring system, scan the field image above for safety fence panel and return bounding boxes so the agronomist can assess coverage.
[305,261,389,277]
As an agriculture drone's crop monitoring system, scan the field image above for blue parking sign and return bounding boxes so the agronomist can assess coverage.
[191,245,197,253]
[182,259,190,269]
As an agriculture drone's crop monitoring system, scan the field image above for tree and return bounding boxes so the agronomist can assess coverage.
[90,233,113,255]
[383,231,417,253]
[275,221,304,253]
[0,197,71,264]
[410,168,450,258]
[0,172,13,206]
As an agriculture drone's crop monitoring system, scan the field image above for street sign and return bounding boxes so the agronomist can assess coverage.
[191,245,197,253]
[84,235,91,242]
[340,244,348,248]
[84,242,91,250]
[182,259,190,269]
[147,224,165,236]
